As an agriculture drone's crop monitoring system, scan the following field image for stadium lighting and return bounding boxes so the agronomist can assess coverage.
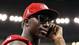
[1,14,8,21]
[56,18,70,24]
[64,18,70,24]
[9,16,15,21]
[76,42,79,45]
[9,16,23,22]
[74,17,79,24]
[14,16,19,22]
[18,16,23,22]
[14,16,23,22]
[72,42,76,45]
[0,14,8,21]
[56,18,61,24]
[60,18,65,23]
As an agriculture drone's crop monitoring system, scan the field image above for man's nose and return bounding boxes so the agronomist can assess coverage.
[43,22,50,28]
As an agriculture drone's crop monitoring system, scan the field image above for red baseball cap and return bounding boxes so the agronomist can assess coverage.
[22,3,59,20]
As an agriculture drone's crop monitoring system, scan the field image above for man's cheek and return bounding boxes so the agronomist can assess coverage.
[29,21,39,28]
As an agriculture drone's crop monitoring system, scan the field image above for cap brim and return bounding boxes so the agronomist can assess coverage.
[29,9,59,20]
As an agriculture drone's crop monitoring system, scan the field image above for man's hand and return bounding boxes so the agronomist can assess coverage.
[48,24,66,45]
[48,25,63,40]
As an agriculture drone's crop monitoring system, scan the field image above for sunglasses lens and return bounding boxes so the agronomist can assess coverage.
[37,14,52,23]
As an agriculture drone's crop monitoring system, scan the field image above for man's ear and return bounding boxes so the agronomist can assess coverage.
[21,20,28,28]
[21,21,24,28]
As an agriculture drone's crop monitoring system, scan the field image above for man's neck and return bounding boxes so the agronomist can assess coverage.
[21,27,32,41]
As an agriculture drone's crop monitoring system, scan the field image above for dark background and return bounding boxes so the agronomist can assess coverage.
[0,0,79,42]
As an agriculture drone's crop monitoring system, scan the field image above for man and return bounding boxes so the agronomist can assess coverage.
[1,3,66,45]
[21,3,66,45]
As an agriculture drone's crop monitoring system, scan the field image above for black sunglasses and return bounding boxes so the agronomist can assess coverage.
[34,14,53,23]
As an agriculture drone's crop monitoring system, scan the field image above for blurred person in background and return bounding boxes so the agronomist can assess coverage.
[1,34,32,45]
[1,3,66,45]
